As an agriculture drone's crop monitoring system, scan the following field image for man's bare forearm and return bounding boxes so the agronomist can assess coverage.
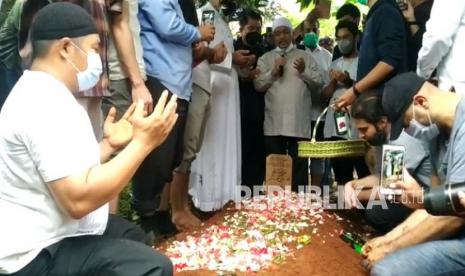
[354,175,379,189]
[355,62,394,93]
[51,140,152,219]
[389,213,465,251]
[111,5,144,87]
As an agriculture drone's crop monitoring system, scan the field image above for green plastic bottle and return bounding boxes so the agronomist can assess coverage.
[334,109,348,136]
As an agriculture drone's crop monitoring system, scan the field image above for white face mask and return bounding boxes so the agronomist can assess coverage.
[66,42,102,91]
[405,105,440,141]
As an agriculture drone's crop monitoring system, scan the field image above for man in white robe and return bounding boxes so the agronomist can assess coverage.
[189,0,254,211]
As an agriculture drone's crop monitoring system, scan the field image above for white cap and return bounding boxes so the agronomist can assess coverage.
[272,17,293,32]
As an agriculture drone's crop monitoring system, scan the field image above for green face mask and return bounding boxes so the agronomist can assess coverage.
[358,0,368,5]
[304,32,319,48]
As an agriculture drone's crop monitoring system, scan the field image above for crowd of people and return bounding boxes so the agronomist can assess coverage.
[1,0,465,275]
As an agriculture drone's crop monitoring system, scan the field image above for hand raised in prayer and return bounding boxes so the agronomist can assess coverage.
[130,91,178,152]
[293,57,305,74]
[330,69,349,84]
[103,104,137,151]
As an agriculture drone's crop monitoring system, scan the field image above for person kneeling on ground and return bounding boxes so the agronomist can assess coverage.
[345,91,436,233]
[362,72,465,275]
[0,3,176,275]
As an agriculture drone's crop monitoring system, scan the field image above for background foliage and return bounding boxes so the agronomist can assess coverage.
[0,0,16,25]
[196,0,368,37]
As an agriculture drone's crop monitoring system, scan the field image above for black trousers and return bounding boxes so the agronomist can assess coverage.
[365,203,413,233]
[132,76,188,215]
[241,119,266,190]
[8,215,172,276]
[327,137,370,185]
[264,135,309,191]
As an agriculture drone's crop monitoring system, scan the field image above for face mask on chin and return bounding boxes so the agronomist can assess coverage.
[404,105,440,141]
[66,42,102,92]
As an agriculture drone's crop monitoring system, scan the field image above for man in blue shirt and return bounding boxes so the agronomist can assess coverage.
[335,0,409,109]
[133,0,215,236]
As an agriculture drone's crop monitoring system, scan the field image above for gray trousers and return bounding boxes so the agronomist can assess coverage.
[176,84,211,174]
[102,78,132,120]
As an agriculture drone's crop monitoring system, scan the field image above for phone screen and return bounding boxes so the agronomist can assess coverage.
[380,145,405,195]
[201,10,215,25]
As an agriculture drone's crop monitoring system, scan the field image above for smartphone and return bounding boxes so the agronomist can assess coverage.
[380,145,405,196]
[396,0,408,11]
[201,10,215,26]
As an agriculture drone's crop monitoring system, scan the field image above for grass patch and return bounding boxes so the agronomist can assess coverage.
[118,183,138,221]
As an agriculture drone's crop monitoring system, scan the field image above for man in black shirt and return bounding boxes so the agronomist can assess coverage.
[234,9,266,191]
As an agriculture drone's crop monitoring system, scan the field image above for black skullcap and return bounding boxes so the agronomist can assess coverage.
[31,2,97,41]
[382,72,426,141]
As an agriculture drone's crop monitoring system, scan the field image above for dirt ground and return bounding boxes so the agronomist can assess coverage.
[156,205,372,276]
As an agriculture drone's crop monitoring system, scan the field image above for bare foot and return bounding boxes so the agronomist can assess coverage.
[172,208,201,231]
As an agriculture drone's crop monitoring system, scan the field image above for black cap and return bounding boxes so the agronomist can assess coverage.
[382,72,426,141]
[31,2,97,41]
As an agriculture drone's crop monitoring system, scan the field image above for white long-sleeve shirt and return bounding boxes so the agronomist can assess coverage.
[417,0,465,93]
[306,46,332,121]
[254,46,322,138]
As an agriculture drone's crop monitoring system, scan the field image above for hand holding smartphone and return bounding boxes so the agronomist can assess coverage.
[380,145,405,196]
[200,10,215,43]
[201,10,215,26]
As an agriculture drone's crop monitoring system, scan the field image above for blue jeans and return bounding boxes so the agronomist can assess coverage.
[371,234,465,276]
[0,64,21,108]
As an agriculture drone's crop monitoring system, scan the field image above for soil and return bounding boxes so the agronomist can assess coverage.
[156,205,369,276]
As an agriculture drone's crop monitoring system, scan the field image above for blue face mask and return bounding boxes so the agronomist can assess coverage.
[405,105,440,141]
[358,0,368,5]
[66,42,102,91]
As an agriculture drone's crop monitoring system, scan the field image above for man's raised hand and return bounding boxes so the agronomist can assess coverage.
[130,90,178,151]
